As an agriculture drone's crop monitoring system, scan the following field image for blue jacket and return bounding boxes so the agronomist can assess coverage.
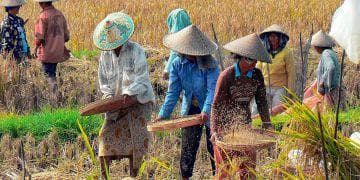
[159,56,219,126]
[164,8,192,73]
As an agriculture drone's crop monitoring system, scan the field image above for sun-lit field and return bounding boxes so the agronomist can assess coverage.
[1,0,360,179]
[1,0,342,51]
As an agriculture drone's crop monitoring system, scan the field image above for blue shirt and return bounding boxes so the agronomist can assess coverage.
[158,56,219,126]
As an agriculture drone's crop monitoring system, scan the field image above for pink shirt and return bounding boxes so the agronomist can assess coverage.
[35,6,70,63]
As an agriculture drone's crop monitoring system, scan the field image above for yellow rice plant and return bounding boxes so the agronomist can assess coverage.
[0,0,341,52]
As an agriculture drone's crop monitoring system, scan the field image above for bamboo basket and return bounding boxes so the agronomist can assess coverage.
[215,128,276,151]
[147,115,202,132]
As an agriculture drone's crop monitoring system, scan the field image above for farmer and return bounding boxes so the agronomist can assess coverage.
[304,30,342,109]
[252,24,295,115]
[0,0,31,64]
[163,8,192,80]
[156,25,219,179]
[211,33,273,179]
[93,12,155,178]
[34,0,70,92]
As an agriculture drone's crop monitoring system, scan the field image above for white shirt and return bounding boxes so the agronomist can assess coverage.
[98,41,156,104]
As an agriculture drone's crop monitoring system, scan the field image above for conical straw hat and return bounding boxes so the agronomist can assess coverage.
[93,12,134,50]
[311,30,336,47]
[224,33,271,63]
[260,24,289,39]
[0,0,25,7]
[163,25,217,56]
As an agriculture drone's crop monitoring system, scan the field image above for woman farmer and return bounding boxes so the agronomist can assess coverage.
[93,12,156,177]
[163,8,192,80]
[211,33,273,179]
[0,0,31,64]
[252,24,295,115]
[304,30,341,109]
[156,25,219,179]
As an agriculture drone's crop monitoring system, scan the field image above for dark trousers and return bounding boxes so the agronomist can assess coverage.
[42,62,58,78]
[180,105,216,178]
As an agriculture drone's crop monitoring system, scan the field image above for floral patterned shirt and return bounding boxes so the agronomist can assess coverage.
[0,14,29,61]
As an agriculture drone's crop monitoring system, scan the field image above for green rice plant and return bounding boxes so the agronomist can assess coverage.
[262,97,360,179]
[0,108,103,142]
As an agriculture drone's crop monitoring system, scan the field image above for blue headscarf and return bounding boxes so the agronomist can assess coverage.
[166,8,192,33]
[165,8,192,73]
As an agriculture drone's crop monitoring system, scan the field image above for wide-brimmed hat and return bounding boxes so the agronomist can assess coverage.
[224,33,271,63]
[0,0,25,7]
[93,12,134,50]
[163,25,217,56]
[259,24,289,40]
[311,30,336,48]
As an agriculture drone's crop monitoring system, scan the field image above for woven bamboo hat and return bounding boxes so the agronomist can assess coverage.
[93,12,134,50]
[224,33,271,63]
[0,0,25,7]
[259,24,289,39]
[163,25,217,56]
[311,30,336,47]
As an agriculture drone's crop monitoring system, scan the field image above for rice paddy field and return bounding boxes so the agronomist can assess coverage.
[0,0,360,179]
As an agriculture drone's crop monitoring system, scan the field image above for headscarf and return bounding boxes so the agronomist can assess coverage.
[261,32,289,58]
[166,8,192,33]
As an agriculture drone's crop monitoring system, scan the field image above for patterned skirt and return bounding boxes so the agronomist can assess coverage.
[98,102,152,168]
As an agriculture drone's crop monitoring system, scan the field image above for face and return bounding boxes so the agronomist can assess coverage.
[239,56,257,73]
[269,33,280,48]
[313,46,323,54]
[9,6,21,15]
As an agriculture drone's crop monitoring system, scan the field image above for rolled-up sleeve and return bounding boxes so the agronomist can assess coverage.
[158,62,182,119]
[285,49,296,93]
[202,67,220,115]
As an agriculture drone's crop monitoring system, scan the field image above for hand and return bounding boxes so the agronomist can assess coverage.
[198,112,209,125]
[210,133,219,143]
[162,72,169,80]
[154,117,164,122]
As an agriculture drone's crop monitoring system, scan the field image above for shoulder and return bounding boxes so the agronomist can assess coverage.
[126,41,144,53]
[321,49,338,60]
[1,16,11,27]
[219,65,234,80]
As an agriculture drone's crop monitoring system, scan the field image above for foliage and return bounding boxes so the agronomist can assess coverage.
[0,108,103,142]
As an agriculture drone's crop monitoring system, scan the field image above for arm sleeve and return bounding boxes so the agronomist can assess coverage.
[98,53,114,98]
[202,67,220,115]
[255,72,271,124]
[63,16,70,42]
[34,17,46,41]
[285,49,296,93]
[164,51,177,73]
[158,62,182,119]
[211,70,230,133]
[320,52,336,91]
[1,21,14,52]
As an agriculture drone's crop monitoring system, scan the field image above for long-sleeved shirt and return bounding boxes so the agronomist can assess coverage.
[35,5,70,63]
[0,14,29,62]
[211,64,270,133]
[98,41,155,104]
[256,47,295,92]
[158,56,219,126]
[316,49,340,94]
